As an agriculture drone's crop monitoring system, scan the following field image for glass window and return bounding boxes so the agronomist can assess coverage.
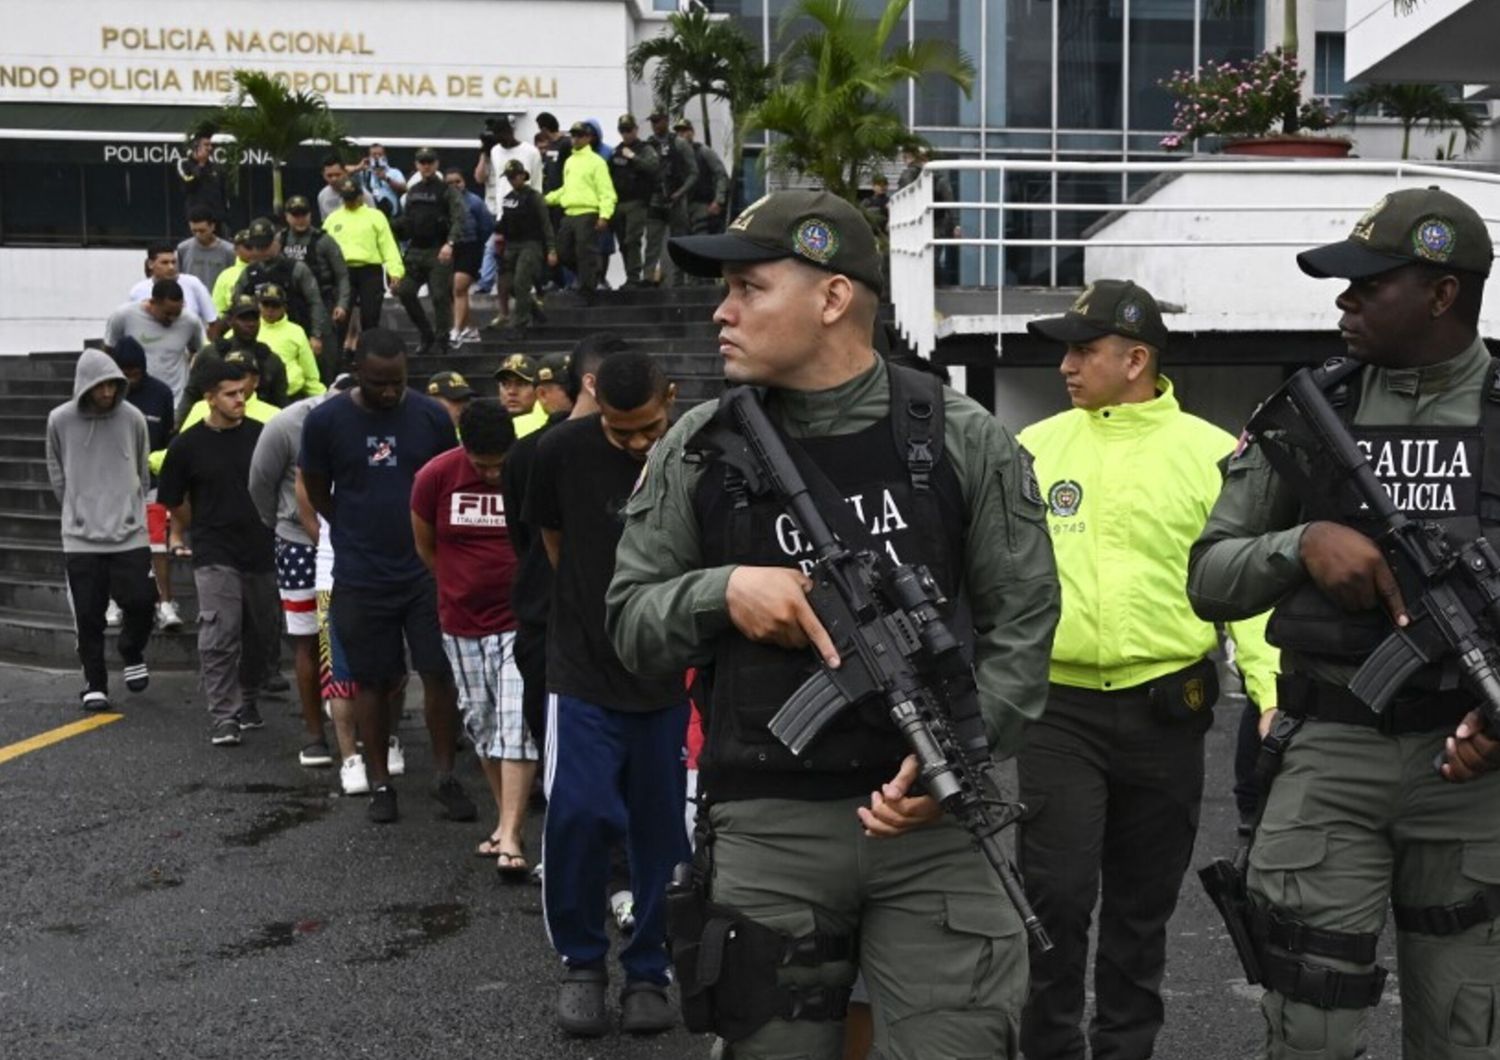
[1,156,83,244]
[1128,0,1194,133]
[1314,32,1348,103]
[1059,0,1123,130]
[86,164,171,246]
[913,0,971,127]
[1004,0,1055,128]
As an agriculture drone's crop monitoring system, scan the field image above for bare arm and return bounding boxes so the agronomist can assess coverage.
[302,469,335,524]
[294,469,320,544]
[541,527,561,570]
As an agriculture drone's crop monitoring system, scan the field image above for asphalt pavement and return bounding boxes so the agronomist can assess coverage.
[0,667,1402,1060]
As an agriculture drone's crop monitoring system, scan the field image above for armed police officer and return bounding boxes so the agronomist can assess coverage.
[1188,186,1500,1060]
[232,217,331,369]
[396,148,465,356]
[606,191,1060,1059]
[1018,281,1280,1060]
[609,114,660,288]
[280,195,350,382]
[644,110,699,287]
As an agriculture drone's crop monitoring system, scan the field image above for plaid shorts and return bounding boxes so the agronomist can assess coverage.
[442,630,536,761]
[274,537,318,637]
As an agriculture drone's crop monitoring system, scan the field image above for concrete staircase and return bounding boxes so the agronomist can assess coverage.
[0,284,727,670]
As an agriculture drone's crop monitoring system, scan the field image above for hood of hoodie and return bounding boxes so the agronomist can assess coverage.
[72,348,127,416]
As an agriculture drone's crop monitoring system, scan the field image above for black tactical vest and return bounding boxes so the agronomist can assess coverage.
[688,365,968,802]
[280,228,334,298]
[404,177,447,247]
[690,143,717,203]
[1268,358,1500,676]
[611,140,658,203]
[242,256,311,332]
[653,133,690,195]
[500,188,547,243]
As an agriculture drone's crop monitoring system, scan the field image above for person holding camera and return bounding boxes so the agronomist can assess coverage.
[177,135,228,233]
[354,144,407,218]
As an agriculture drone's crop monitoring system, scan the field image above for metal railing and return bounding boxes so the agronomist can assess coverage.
[888,159,1500,358]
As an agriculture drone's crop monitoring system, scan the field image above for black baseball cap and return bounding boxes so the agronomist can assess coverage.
[502,159,529,180]
[415,147,439,163]
[494,353,537,382]
[669,190,884,292]
[284,195,312,214]
[647,110,668,123]
[569,121,592,138]
[1027,279,1170,350]
[535,351,571,385]
[258,283,286,306]
[245,217,277,249]
[426,370,474,400]
[673,117,693,132]
[229,292,260,318]
[1297,186,1494,279]
[618,113,638,131]
[336,176,361,198]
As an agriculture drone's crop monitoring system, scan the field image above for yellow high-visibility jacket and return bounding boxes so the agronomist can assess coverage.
[544,144,617,220]
[325,203,404,278]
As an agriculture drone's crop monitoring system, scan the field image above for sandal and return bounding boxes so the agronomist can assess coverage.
[475,834,504,858]
[496,849,530,881]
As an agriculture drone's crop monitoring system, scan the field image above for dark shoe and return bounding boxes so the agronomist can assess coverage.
[415,338,438,357]
[123,662,149,694]
[299,740,334,768]
[620,981,676,1035]
[434,776,477,822]
[368,783,399,824]
[81,690,111,712]
[557,967,609,1037]
[210,720,242,746]
[260,673,290,697]
[236,703,265,730]
[496,324,529,342]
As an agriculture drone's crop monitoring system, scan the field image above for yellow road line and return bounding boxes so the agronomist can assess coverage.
[0,713,123,765]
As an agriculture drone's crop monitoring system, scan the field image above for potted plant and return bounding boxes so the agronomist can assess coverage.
[1160,48,1348,157]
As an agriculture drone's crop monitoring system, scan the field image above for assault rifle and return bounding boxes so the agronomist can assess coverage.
[698,386,1052,952]
[1253,363,1500,730]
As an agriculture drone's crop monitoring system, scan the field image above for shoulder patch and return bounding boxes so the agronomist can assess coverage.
[1018,447,1044,507]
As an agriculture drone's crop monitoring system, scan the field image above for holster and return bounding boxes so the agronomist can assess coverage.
[665,862,855,1042]
[1198,858,1264,984]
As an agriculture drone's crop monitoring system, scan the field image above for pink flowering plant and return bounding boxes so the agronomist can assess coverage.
[1159,48,1339,151]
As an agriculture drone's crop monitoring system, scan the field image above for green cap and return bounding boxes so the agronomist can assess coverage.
[426,370,474,400]
[502,159,529,180]
[245,216,277,249]
[617,113,637,130]
[223,351,259,375]
[673,116,693,131]
[284,194,312,214]
[669,190,883,292]
[494,352,537,382]
[1027,279,1169,350]
[232,228,252,247]
[535,351,571,385]
[229,292,260,318]
[258,283,286,306]
[1299,186,1494,279]
[415,146,439,163]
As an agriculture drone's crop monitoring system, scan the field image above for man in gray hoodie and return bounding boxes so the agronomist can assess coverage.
[46,348,156,710]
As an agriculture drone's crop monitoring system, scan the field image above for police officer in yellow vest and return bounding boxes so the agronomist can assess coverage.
[1017,279,1279,1060]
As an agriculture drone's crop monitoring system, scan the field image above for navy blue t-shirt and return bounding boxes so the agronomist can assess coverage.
[298,390,457,588]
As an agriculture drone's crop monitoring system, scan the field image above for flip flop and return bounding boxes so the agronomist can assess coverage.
[475,835,505,858]
[496,850,530,881]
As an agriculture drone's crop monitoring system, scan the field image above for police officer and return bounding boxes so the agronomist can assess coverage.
[490,160,557,339]
[1017,280,1280,1060]
[232,217,331,366]
[545,123,616,300]
[674,118,730,238]
[605,191,1060,1059]
[182,292,290,420]
[644,110,699,287]
[396,147,465,356]
[280,194,350,382]
[1188,186,1500,1059]
[610,114,661,287]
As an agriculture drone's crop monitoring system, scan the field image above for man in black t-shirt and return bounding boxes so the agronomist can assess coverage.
[523,351,688,1038]
[157,361,279,746]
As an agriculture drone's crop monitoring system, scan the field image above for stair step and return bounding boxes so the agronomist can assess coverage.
[0,483,61,514]
[0,605,199,670]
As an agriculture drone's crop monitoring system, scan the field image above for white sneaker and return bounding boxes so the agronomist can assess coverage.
[340,754,369,796]
[387,736,406,776]
[155,599,183,632]
[105,600,123,627]
[460,327,482,345]
[610,890,636,933]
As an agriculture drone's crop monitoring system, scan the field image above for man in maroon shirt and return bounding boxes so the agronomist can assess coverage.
[411,397,534,874]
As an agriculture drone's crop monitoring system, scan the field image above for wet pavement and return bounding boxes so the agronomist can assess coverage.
[0,666,1401,1059]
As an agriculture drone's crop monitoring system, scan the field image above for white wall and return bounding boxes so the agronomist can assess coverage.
[0,248,142,354]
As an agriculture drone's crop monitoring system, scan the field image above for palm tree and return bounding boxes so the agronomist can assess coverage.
[1345,82,1485,159]
[747,0,974,204]
[192,70,349,213]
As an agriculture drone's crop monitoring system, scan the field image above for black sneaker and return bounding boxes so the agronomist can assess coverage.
[433,776,477,822]
[260,673,290,697]
[211,720,242,746]
[299,740,334,767]
[123,661,149,693]
[236,703,265,730]
[368,783,399,824]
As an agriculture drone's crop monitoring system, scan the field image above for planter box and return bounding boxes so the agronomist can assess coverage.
[1223,136,1354,158]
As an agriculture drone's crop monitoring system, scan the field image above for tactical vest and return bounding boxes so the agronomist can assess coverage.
[611,141,657,203]
[653,133,691,195]
[242,257,312,332]
[690,143,717,204]
[500,188,547,244]
[1267,358,1500,677]
[404,177,447,248]
[279,228,335,300]
[688,365,968,802]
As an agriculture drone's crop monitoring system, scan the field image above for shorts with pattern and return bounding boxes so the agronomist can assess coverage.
[274,537,318,636]
[442,630,536,761]
[317,590,358,701]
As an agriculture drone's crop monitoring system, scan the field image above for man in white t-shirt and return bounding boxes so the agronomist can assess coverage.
[474,117,543,294]
[129,243,219,335]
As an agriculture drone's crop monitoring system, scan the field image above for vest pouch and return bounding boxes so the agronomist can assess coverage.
[1147,657,1220,731]
[1268,583,1392,659]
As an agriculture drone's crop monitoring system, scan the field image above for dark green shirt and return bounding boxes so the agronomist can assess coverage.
[604,358,1060,757]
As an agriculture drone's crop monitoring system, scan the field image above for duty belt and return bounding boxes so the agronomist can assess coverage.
[1277,673,1468,735]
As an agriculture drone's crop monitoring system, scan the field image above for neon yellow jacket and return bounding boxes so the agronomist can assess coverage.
[544,144,617,220]
[324,202,405,277]
[512,400,549,438]
[1018,377,1278,709]
[256,316,325,400]
[211,259,248,313]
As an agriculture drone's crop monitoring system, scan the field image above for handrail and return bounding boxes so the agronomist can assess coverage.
[887,158,1500,359]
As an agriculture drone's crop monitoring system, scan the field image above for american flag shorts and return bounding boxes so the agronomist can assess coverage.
[274,536,318,637]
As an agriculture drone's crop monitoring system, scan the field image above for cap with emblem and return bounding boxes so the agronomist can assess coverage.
[415,147,439,163]
[284,194,312,214]
[223,351,259,375]
[233,228,251,247]
[673,117,693,132]
[245,216,277,250]
[569,121,592,138]
[669,190,884,292]
[427,370,474,401]
[502,159,529,180]
[1026,279,1169,350]
[618,113,637,130]
[337,176,361,198]
[258,283,286,306]
[493,353,537,382]
[535,351,571,385]
[229,292,261,318]
[1298,186,1494,279]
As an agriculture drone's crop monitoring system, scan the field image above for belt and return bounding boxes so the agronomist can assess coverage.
[1278,673,1467,734]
